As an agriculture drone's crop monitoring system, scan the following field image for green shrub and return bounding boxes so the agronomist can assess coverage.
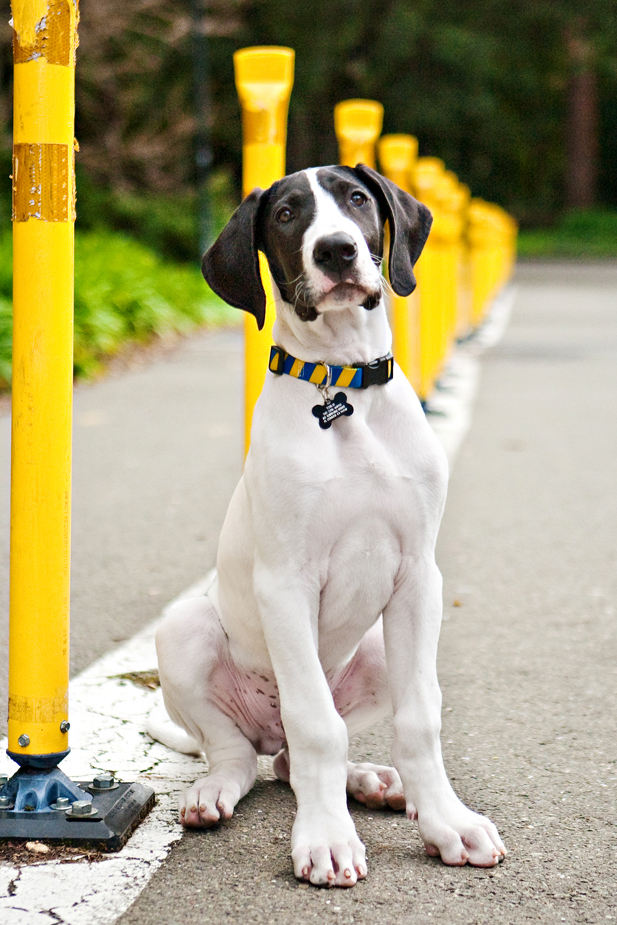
[74,168,237,262]
[518,209,617,258]
[0,229,238,388]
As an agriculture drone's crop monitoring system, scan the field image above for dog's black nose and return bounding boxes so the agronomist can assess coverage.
[313,233,358,276]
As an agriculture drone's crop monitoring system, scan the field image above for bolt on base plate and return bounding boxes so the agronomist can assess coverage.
[0,781,155,851]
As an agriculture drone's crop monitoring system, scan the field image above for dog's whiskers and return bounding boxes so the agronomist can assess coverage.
[379,274,394,298]
[293,277,310,312]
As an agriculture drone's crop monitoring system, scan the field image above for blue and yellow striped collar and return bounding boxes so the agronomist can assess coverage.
[268,346,394,390]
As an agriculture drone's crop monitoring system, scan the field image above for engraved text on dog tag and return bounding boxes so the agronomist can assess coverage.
[312,392,354,429]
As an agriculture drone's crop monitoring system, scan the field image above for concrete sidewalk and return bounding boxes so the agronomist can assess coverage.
[120,263,617,924]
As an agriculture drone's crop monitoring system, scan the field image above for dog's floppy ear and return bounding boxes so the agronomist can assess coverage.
[201,187,267,330]
[353,163,432,297]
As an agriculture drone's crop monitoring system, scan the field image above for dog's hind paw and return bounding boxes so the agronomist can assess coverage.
[346,762,407,811]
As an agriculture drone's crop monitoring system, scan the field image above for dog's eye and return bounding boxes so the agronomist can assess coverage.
[350,191,367,207]
[277,207,293,224]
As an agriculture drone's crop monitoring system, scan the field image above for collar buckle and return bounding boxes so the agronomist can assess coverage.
[358,355,394,389]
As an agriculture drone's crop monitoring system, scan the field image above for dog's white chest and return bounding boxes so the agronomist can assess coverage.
[224,374,447,670]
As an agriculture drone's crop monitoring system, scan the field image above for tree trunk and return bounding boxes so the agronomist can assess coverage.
[565,29,598,210]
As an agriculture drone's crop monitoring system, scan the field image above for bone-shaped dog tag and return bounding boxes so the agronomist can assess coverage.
[312,392,354,429]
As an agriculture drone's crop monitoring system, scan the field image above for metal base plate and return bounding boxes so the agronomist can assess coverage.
[0,782,155,851]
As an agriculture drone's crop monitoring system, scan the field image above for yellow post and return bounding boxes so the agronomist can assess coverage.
[234,46,294,455]
[378,134,421,393]
[8,0,78,764]
[334,100,383,168]
[455,182,473,340]
[467,199,515,327]
[437,170,467,351]
[412,157,446,401]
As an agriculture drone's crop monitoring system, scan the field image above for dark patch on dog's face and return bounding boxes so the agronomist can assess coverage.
[258,173,319,321]
[315,167,384,265]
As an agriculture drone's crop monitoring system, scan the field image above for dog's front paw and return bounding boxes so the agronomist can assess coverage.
[179,774,241,828]
[291,809,367,887]
[416,796,506,867]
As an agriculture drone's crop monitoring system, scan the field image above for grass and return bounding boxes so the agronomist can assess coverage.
[517,209,617,259]
[0,229,239,389]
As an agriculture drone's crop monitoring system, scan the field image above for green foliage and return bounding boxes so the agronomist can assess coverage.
[247,0,579,221]
[3,1,617,233]
[0,230,238,388]
[517,209,617,258]
[75,167,237,262]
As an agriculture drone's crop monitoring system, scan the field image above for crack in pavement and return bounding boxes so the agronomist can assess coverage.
[7,869,21,896]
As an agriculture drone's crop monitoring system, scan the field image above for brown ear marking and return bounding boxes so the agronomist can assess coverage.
[201,187,268,330]
[353,164,433,297]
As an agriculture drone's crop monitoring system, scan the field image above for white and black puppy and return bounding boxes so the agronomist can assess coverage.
[151,164,506,887]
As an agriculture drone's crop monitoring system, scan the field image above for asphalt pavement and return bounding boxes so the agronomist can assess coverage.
[0,331,244,732]
[1,263,617,923]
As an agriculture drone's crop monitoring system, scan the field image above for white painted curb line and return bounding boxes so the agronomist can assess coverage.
[425,284,516,466]
[0,286,515,924]
[0,576,209,925]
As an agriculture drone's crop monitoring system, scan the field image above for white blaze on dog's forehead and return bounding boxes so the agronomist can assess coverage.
[304,168,366,241]
[302,168,379,292]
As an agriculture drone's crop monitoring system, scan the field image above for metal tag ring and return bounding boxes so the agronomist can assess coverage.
[317,362,332,401]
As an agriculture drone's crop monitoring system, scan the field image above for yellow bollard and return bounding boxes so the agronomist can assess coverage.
[437,170,467,351]
[455,182,473,340]
[334,100,383,168]
[411,157,446,402]
[467,199,516,327]
[378,134,421,393]
[234,46,294,455]
[2,2,154,847]
[8,0,78,765]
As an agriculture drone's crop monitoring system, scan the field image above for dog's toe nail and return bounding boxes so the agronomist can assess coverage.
[344,868,352,878]
[302,866,310,879]
[327,870,336,881]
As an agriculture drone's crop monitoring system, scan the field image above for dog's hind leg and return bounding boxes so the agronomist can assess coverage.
[273,619,407,812]
[155,595,258,828]
[330,619,407,812]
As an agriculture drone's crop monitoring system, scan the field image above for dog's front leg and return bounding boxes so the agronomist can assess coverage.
[254,563,366,888]
[384,556,507,867]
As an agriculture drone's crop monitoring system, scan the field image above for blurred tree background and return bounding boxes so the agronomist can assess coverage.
[1,0,617,260]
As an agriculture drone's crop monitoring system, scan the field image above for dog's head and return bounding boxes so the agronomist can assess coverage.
[202,165,432,330]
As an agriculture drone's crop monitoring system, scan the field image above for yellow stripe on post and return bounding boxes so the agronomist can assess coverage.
[234,46,294,456]
[9,0,78,761]
[378,134,421,394]
[334,100,383,168]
